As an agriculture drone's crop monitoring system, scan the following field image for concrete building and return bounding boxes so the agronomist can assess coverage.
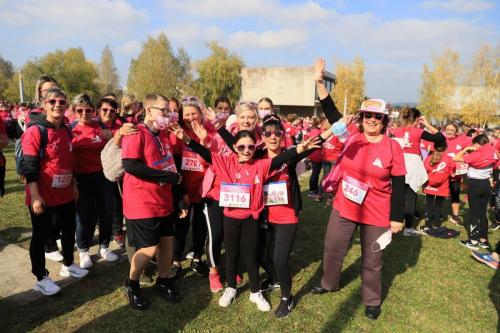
[241,66,335,117]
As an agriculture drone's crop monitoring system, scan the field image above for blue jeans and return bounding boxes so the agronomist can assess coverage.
[75,172,114,251]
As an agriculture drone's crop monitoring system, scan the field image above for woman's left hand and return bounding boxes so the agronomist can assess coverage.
[390,221,404,233]
[297,136,321,153]
[191,121,208,142]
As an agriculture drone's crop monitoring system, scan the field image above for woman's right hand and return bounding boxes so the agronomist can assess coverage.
[169,123,189,142]
[314,58,326,81]
[31,194,46,215]
[191,121,208,142]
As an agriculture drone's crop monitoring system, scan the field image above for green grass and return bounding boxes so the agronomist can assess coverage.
[0,143,499,333]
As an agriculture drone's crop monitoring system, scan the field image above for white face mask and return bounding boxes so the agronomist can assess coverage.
[371,229,392,252]
[258,109,272,119]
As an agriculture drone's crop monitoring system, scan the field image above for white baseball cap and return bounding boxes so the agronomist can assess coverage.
[358,99,388,115]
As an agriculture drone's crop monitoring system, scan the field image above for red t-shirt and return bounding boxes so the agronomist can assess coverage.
[463,144,497,169]
[22,125,74,207]
[423,154,455,197]
[122,124,176,219]
[392,127,424,155]
[211,154,272,220]
[305,128,323,162]
[445,134,473,180]
[0,117,6,136]
[265,155,298,224]
[71,122,108,175]
[333,134,407,227]
[281,121,295,148]
[0,110,12,124]
[322,135,343,162]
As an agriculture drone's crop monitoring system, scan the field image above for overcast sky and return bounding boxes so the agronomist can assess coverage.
[0,0,498,103]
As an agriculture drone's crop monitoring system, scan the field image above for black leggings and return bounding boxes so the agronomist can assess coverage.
[260,223,297,298]
[309,161,323,194]
[203,199,224,268]
[449,180,461,204]
[404,185,417,229]
[174,202,207,261]
[224,216,260,292]
[29,201,76,280]
[112,181,124,236]
[425,195,445,228]
[467,178,491,241]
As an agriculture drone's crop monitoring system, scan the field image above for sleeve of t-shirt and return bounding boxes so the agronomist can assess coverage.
[22,125,42,157]
[390,140,407,176]
[122,131,143,160]
[463,151,480,165]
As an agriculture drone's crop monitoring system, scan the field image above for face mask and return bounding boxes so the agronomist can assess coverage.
[154,115,170,130]
[371,229,392,252]
[216,111,229,121]
[258,109,272,119]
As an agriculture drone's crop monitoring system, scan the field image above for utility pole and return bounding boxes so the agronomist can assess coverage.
[18,70,24,103]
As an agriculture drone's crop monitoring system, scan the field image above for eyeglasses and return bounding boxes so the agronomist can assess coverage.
[100,108,116,114]
[361,112,384,120]
[46,99,67,106]
[263,130,283,138]
[148,106,168,114]
[76,108,93,114]
[235,144,256,152]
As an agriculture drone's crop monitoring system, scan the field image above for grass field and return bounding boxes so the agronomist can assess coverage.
[0,144,499,333]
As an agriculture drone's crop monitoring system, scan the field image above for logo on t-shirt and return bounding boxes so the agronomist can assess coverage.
[92,135,102,143]
[254,175,260,184]
[372,158,383,168]
[456,144,462,151]
[403,132,412,148]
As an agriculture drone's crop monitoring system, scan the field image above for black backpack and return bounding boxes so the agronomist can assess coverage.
[15,124,48,176]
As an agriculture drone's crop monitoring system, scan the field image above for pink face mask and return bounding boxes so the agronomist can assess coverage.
[258,109,272,119]
[154,112,179,130]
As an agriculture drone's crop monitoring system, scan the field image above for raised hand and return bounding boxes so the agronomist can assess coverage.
[205,107,216,123]
[297,136,322,153]
[169,123,189,142]
[191,121,208,141]
[314,58,325,82]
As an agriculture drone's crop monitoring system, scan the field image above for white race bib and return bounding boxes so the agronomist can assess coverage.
[181,156,204,172]
[263,181,288,206]
[341,175,369,204]
[51,174,72,188]
[219,183,250,208]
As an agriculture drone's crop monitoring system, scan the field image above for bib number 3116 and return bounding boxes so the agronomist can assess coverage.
[219,183,251,208]
[341,175,368,205]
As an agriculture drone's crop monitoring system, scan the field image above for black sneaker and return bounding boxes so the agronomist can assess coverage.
[190,259,209,277]
[260,279,280,292]
[459,239,479,250]
[155,278,181,303]
[478,240,490,249]
[125,279,148,310]
[169,264,183,279]
[275,295,294,318]
[365,305,381,320]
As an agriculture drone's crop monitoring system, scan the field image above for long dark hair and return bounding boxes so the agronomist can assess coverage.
[234,130,256,144]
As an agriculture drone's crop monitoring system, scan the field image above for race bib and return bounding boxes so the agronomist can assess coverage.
[51,174,72,188]
[219,182,250,208]
[181,156,204,172]
[153,154,177,173]
[455,162,468,175]
[263,181,288,206]
[341,175,369,204]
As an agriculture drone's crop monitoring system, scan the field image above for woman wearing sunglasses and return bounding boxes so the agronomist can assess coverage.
[310,58,407,320]
[392,108,445,236]
[172,121,320,312]
[22,89,89,296]
[70,94,119,269]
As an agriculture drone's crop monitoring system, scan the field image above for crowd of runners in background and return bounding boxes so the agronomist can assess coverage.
[0,58,498,321]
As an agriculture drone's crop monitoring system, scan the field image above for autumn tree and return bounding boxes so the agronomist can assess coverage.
[4,48,99,103]
[127,33,192,99]
[97,45,119,95]
[194,41,244,107]
[0,55,14,100]
[332,57,365,114]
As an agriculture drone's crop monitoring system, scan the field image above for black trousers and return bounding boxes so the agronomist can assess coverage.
[112,181,124,236]
[309,161,323,193]
[224,216,260,292]
[425,195,445,228]
[259,222,297,297]
[404,185,417,229]
[467,178,491,241]
[174,202,207,261]
[203,199,224,268]
[29,201,76,280]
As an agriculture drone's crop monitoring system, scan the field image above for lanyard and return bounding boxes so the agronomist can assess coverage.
[144,124,167,157]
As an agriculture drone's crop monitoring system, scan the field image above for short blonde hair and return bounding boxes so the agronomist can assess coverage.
[235,101,259,119]
[120,94,139,115]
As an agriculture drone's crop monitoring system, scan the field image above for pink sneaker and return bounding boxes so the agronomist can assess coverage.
[209,271,223,293]
[236,274,243,285]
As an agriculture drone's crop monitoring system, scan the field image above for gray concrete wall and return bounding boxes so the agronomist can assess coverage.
[241,67,316,107]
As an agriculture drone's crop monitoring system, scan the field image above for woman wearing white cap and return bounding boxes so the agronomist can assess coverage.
[309,58,406,320]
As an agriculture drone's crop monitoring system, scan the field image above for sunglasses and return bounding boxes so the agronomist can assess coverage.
[76,108,93,114]
[235,144,256,152]
[100,108,116,114]
[361,112,384,120]
[46,99,67,106]
[263,130,283,138]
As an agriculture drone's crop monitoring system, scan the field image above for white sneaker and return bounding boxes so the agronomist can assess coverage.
[45,250,63,262]
[56,239,62,250]
[218,287,237,307]
[403,228,419,237]
[79,251,93,269]
[99,247,119,262]
[185,251,194,260]
[249,291,271,312]
[34,276,61,296]
[60,264,89,278]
